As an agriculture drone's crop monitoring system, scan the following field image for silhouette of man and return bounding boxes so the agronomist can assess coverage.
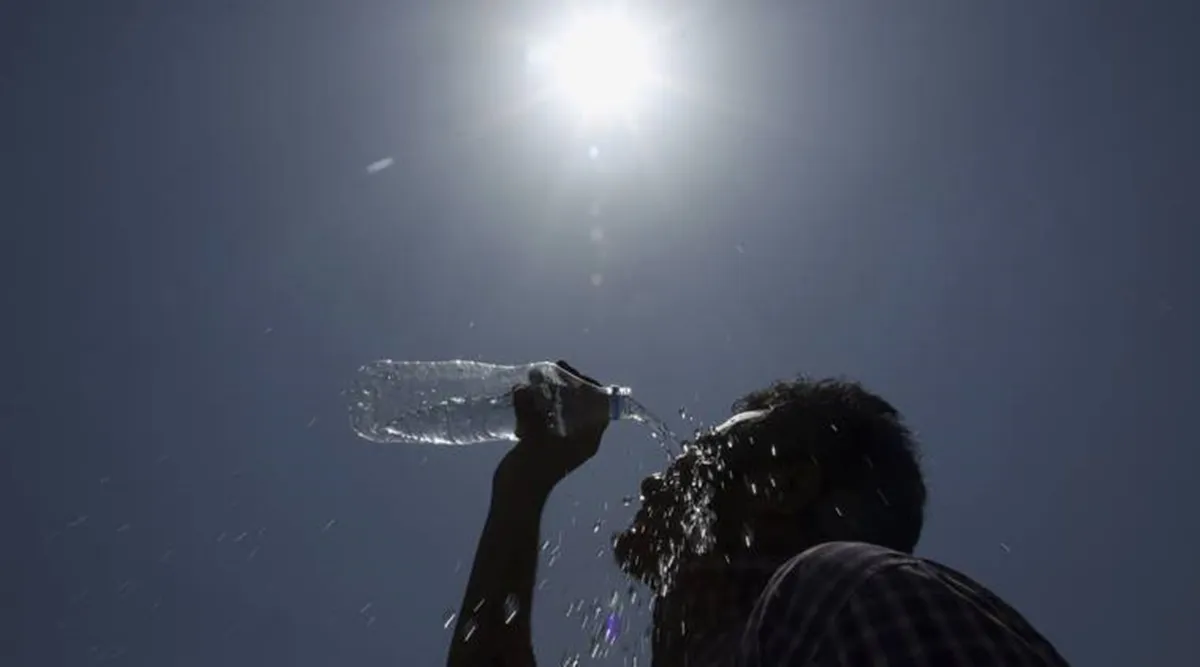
[447,362,1068,666]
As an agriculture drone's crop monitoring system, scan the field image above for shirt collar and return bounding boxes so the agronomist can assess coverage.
[652,555,784,666]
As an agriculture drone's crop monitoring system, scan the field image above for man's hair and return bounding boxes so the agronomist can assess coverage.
[729,377,926,553]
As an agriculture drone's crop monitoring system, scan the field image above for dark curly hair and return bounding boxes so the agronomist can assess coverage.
[722,377,926,553]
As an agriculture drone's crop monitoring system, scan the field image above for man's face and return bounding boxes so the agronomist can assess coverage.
[612,410,772,591]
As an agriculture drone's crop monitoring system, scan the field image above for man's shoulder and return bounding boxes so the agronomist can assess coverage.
[765,541,1018,618]
[755,540,1006,638]
[762,541,917,599]
[741,542,913,662]
[779,540,915,573]
[743,542,1070,666]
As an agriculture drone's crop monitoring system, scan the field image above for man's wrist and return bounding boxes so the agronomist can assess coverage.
[493,444,558,504]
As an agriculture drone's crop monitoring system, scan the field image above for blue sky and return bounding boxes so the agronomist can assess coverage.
[3,1,1197,665]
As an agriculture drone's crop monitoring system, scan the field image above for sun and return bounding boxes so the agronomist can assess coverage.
[528,11,661,125]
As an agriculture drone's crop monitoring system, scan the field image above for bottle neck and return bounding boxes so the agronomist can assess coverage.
[606,386,633,422]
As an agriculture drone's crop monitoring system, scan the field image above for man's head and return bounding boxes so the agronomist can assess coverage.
[612,378,926,592]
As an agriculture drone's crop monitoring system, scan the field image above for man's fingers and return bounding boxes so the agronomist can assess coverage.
[512,385,548,438]
[512,385,534,412]
[555,360,602,387]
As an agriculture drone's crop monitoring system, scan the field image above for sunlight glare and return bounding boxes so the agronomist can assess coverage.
[534,12,658,123]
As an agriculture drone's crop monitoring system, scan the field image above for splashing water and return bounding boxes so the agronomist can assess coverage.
[681,484,717,558]
[463,395,679,663]
[504,594,520,624]
[461,617,478,642]
[604,611,621,643]
[625,397,679,456]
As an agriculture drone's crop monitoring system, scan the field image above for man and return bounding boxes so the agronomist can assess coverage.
[447,362,1068,666]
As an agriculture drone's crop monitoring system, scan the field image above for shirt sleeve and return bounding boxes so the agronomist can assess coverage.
[740,542,1070,667]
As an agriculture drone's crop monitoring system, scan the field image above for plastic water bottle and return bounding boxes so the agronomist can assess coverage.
[347,360,639,445]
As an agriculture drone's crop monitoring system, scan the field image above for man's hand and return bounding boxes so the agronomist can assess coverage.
[496,360,611,494]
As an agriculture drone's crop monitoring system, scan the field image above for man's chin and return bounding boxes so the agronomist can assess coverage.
[612,527,670,591]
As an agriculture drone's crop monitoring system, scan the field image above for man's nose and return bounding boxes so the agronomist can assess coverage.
[639,473,666,501]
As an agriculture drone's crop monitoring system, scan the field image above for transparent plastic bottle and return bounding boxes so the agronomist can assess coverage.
[347,360,639,445]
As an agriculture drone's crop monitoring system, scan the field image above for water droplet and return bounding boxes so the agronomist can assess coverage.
[366,157,394,174]
[442,610,457,629]
[504,594,520,624]
[876,488,891,506]
[1000,542,1012,553]
[604,611,621,643]
[541,539,551,551]
[593,520,604,534]
[830,423,840,433]
[834,505,845,517]
[743,526,754,547]
[461,617,478,642]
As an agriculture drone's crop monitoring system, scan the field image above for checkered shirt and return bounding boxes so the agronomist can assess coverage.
[654,541,1068,666]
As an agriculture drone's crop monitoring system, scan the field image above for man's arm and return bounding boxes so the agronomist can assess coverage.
[445,451,554,667]
[446,366,611,667]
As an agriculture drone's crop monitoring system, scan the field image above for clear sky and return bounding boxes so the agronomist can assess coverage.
[3,1,1198,665]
